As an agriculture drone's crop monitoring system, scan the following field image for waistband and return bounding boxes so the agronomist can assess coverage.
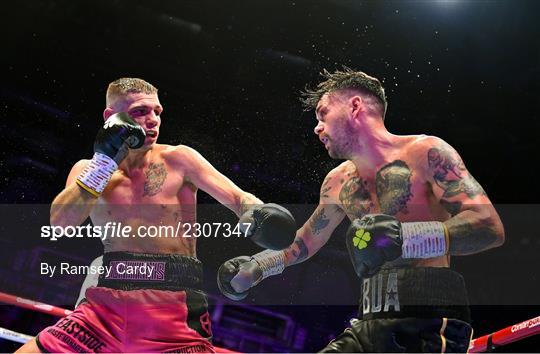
[358,267,470,323]
[97,251,203,291]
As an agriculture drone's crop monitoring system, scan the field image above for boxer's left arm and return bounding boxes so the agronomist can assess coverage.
[172,145,263,216]
[172,145,296,249]
[425,137,505,255]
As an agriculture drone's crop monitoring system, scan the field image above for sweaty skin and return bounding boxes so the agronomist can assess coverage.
[227,89,505,296]
[282,91,504,269]
[50,92,261,256]
[15,91,262,354]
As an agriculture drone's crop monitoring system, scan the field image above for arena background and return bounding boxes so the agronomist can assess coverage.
[1,0,539,352]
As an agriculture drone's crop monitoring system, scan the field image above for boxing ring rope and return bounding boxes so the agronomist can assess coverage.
[0,291,237,353]
[0,291,538,352]
[468,315,540,352]
[0,292,73,317]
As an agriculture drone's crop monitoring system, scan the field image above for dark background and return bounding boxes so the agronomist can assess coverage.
[1,0,539,352]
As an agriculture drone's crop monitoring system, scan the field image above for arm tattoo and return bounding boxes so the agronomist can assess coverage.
[143,163,168,197]
[321,176,332,198]
[446,216,499,254]
[239,196,252,215]
[428,147,465,180]
[442,176,486,199]
[321,186,332,199]
[375,160,413,215]
[288,238,309,265]
[428,147,486,202]
[440,199,462,216]
[309,208,330,235]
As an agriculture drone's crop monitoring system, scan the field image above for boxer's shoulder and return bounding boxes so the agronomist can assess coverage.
[325,161,358,187]
[160,144,219,183]
[160,144,201,166]
[407,134,452,153]
[414,135,464,171]
[400,135,456,170]
[66,159,91,184]
[319,161,355,201]
[328,160,356,178]
[71,159,91,172]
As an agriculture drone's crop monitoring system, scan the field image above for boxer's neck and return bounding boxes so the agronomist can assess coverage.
[349,124,404,172]
[120,146,154,172]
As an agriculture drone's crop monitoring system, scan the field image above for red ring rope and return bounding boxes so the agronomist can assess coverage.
[0,291,237,353]
[0,291,72,317]
[0,291,537,352]
[468,315,540,352]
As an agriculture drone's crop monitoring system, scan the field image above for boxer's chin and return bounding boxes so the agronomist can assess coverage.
[328,147,345,160]
[139,140,156,151]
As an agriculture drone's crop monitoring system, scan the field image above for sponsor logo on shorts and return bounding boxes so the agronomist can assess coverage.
[105,260,166,281]
[163,344,213,353]
[50,318,106,352]
[362,270,400,315]
[199,312,212,336]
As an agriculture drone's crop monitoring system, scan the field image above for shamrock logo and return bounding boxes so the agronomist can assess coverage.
[352,228,371,250]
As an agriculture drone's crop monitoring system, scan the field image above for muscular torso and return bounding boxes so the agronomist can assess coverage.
[325,136,450,268]
[90,144,198,256]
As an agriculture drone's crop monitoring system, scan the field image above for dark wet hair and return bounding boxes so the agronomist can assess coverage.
[301,67,387,119]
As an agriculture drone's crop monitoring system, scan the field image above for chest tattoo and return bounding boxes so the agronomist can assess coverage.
[375,160,413,215]
[143,163,168,197]
[339,176,373,217]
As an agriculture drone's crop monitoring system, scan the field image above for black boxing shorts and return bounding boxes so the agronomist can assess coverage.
[319,267,473,353]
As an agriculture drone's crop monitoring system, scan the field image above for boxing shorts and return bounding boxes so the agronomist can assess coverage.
[36,252,214,353]
[319,267,473,353]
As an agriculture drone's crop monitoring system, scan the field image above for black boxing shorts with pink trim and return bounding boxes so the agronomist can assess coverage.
[319,267,473,353]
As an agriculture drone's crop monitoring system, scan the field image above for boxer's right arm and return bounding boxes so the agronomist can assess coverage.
[50,160,98,228]
[50,113,145,227]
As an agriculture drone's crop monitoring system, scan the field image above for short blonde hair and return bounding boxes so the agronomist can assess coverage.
[106,78,158,107]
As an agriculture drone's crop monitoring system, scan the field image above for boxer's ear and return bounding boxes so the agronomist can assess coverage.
[350,95,363,119]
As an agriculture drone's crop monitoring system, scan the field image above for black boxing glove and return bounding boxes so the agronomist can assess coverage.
[346,214,449,278]
[217,256,256,301]
[94,112,145,162]
[239,204,296,250]
[217,250,286,301]
[346,214,403,278]
[76,112,146,197]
